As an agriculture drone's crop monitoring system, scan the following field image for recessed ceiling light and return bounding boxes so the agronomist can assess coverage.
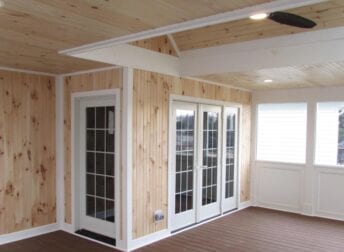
[250,13,268,20]
[264,79,273,83]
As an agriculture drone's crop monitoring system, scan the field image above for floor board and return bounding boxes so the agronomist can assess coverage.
[1,207,344,252]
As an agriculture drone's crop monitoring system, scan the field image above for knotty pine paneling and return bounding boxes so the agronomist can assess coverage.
[0,70,56,234]
[63,68,123,224]
[132,69,251,238]
[130,35,177,56]
[0,0,269,73]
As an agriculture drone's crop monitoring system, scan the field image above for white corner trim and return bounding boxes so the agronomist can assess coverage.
[60,0,324,55]
[239,201,252,210]
[122,67,133,250]
[185,76,252,92]
[0,66,56,77]
[55,75,65,228]
[0,223,59,245]
[128,229,170,251]
[69,44,180,77]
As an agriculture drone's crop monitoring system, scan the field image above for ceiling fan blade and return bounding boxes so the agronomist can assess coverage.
[268,11,316,28]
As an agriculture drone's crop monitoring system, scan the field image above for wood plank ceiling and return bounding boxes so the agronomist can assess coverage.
[0,0,271,74]
[200,61,344,90]
[173,0,344,51]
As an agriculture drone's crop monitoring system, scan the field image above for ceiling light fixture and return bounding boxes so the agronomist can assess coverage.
[264,79,273,83]
[250,13,268,20]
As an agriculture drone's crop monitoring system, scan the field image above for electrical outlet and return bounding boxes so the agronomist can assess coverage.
[154,210,164,222]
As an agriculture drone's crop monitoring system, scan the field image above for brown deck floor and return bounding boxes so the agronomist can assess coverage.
[1,207,344,252]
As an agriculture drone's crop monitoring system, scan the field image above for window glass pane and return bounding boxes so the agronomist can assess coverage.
[106,154,114,176]
[86,174,95,195]
[96,175,105,197]
[86,130,95,151]
[96,197,105,220]
[96,130,105,151]
[257,103,307,163]
[96,153,105,174]
[86,152,95,173]
[315,102,344,166]
[106,177,114,199]
[86,107,95,128]
[106,200,115,223]
[96,107,105,129]
[86,196,95,217]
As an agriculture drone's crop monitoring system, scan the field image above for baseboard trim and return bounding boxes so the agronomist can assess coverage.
[0,223,59,245]
[61,222,74,233]
[257,203,344,222]
[128,229,170,251]
[239,200,252,210]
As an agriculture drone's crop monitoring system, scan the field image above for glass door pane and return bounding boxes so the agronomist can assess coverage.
[85,106,115,223]
[225,110,236,199]
[175,109,195,214]
[201,111,219,205]
[222,107,238,212]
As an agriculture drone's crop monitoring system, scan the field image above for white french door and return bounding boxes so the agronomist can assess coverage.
[171,102,198,230]
[78,96,119,238]
[197,105,222,221]
[171,101,239,231]
[222,107,239,212]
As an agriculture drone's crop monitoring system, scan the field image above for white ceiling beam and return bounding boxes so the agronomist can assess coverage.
[60,0,326,56]
[69,44,180,77]
[167,34,181,57]
[180,27,344,77]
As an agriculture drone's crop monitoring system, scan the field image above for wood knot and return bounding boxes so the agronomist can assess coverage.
[30,90,38,101]
[27,150,31,161]
[5,183,14,196]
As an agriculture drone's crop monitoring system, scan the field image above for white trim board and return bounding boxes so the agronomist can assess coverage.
[0,224,59,245]
[0,66,56,76]
[61,66,121,77]
[60,0,325,55]
[62,26,344,80]
[185,77,251,93]
[120,67,134,251]
[69,44,180,77]
[55,76,64,228]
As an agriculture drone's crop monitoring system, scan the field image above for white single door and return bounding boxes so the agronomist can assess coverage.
[222,107,239,212]
[79,97,118,238]
[171,102,198,231]
[197,105,222,221]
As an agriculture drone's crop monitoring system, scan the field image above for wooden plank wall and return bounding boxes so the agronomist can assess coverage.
[132,69,251,238]
[0,70,56,234]
[63,68,123,224]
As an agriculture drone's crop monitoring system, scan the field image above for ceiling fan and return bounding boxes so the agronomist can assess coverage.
[251,11,317,29]
[269,11,317,28]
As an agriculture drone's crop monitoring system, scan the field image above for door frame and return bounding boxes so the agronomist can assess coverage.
[71,89,121,239]
[168,94,243,232]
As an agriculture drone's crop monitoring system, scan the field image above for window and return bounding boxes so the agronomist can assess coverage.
[315,102,344,166]
[256,103,307,163]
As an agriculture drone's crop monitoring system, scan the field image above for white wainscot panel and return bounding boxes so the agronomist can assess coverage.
[258,165,302,212]
[317,171,344,219]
